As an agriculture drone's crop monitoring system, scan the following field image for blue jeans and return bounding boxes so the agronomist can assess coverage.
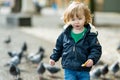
[64,69,90,80]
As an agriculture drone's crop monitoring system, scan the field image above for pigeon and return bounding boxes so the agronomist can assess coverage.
[44,63,61,77]
[90,67,101,79]
[46,66,61,74]
[9,64,21,80]
[7,56,20,66]
[28,46,45,59]
[37,62,46,80]
[35,46,45,58]
[29,53,43,65]
[100,64,109,77]
[36,46,45,60]
[109,61,119,76]
[4,35,11,44]
[21,42,27,52]
[117,44,120,53]
[5,50,24,66]
[7,51,18,57]
[27,47,45,65]
[96,60,104,66]
[37,46,45,54]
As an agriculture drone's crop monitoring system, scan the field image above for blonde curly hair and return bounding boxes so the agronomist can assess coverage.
[63,1,92,25]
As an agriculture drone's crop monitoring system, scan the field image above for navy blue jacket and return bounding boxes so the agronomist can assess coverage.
[50,23,102,72]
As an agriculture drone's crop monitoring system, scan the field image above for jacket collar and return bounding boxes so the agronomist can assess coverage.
[63,23,98,36]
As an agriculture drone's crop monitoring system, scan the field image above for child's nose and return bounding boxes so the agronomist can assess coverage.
[75,19,79,23]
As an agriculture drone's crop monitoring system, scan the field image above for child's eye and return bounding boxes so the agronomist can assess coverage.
[72,19,75,21]
[78,18,82,20]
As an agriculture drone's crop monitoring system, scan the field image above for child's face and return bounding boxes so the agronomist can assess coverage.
[70,14,85,30]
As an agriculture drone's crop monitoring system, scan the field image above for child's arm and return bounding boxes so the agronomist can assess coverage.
[87,35,102,65]
[87,23,102,65]
[50,33,64,62]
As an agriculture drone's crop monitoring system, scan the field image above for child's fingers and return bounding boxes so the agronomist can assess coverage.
[81,60,89,67]
[81,59,93,67]
[49,59,55,66]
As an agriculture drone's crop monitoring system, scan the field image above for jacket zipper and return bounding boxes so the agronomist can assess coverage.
[73,45,75,52]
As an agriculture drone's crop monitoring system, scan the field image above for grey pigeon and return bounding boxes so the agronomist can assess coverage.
[100,64,109,76]
[37,62,46,80]
[37,46,45,54]
[28,48,45,65]
[29,53,43,64]
[9,64,21,80]
[109,61,119,76]
[21,42,27,52]
[5,50,24,66]
[28,46,45,59]
[44,63,61,77]
[117,44,120,53]
[8,51,18,57]
[4,35,11,44]
[90,67,101,79]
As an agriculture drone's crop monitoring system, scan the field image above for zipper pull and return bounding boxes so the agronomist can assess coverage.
[73,46,75,52]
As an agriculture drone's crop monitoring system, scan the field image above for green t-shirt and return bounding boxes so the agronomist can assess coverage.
[71,27,87,43]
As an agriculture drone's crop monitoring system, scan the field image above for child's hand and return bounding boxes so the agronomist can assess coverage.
[81,59,93,67]
[49,59,55,66]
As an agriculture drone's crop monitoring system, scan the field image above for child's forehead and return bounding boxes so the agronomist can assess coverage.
[69,9,84,18]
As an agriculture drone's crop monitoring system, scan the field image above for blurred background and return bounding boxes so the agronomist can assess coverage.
[0,0,120,80]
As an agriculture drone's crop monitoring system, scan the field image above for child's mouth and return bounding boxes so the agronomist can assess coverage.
[75,25,79,27]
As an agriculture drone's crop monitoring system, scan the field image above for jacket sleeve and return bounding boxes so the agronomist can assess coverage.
[87,33,102,65]
[50,33,63,62]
